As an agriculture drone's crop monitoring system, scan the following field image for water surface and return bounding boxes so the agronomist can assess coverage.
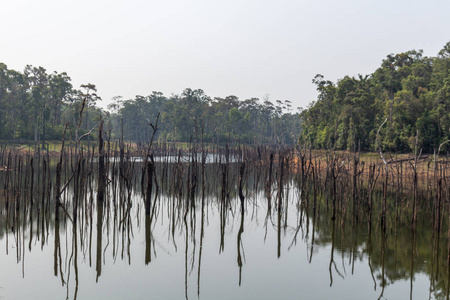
[0,159,447,300]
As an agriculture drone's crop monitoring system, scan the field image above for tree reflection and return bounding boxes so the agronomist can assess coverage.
[0,149,449,299]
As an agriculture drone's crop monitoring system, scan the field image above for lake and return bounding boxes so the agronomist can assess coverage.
[0,150,448,299]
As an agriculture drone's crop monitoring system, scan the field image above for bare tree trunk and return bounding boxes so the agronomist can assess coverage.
[97,120,105,203]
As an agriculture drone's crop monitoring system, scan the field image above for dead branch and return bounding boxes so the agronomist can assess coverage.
[376,118,388,167]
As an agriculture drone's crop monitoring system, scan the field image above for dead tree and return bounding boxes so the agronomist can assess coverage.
[376,118,388,231]
[145,113,160,215]
[97,120,105,203]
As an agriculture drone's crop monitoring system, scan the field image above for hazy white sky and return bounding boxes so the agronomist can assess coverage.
[1,0,449,110]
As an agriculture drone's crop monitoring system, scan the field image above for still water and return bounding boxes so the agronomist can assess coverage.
[0,161,447,300]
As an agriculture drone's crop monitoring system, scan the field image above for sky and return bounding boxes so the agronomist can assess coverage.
[1,0,449,111]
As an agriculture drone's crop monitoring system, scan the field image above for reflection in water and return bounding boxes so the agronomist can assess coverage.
[237,205,244,286]
[96,199,103,282]
[0,150,449,299]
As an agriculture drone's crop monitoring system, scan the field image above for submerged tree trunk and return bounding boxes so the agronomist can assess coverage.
[97,120,105,203]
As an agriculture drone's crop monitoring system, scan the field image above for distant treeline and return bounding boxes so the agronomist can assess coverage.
[107,90,300,144]
[0,63,301,145]
[299,41,450,153]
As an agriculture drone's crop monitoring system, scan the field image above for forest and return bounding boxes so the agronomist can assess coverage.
[299,41,450,153]
[0,64,301,146]
[3,41,450,151]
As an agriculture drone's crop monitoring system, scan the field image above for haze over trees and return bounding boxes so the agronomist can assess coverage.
[107,90,300,144]
[0,64,301,145]
[3,41,449,150]
[299,41,450,153]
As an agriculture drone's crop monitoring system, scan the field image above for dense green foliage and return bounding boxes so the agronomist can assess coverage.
[0,64,104,145]
[107,90,300,144]
[0,63,300,145]
[299,42,450,153]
